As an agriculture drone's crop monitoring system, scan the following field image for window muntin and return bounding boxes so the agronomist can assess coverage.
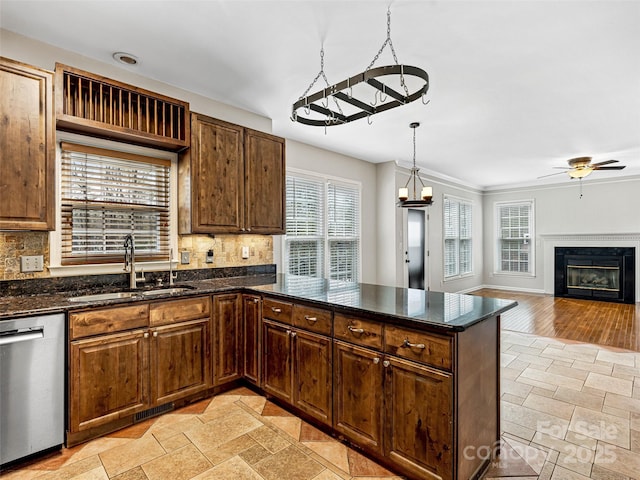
[444,196,473,278]
[60,142,170,265]
[285,173,360,283]
[496,201,534,274]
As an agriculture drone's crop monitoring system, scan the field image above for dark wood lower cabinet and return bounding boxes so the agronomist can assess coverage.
[242,294,262,384]
[69,329,148,433]
[293,330,332,425]
[151,318,211,405]
[212,293,242,386]
[384,356,453,480]
[262,319,293,402]
[333,341,383,453]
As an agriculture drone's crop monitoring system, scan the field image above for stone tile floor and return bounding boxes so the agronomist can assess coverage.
[1,330,639,479]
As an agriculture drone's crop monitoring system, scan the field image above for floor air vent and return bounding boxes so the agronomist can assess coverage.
[134,403,174,422]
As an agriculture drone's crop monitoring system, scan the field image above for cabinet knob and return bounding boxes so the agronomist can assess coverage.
[383,360,390,368]
[373,357,380,364]
[253,298,260,303]
[247,228,252,232]
[143,332,149,339]
[286,330,291,336]
[153,331,158,338]
[304,315,317,323]
[291,331,297,338]
[241,228,246,232]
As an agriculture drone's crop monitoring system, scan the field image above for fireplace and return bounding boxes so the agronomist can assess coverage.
[555,247,635,304]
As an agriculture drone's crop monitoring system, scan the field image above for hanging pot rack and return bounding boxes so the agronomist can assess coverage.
[291,8,430,127]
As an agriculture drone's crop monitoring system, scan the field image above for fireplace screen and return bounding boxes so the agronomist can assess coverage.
[566,265,620,292]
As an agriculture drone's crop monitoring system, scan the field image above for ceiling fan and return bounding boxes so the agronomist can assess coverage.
[539,156,626,179]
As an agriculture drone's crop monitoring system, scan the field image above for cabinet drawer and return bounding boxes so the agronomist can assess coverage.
[263,298,293,325]
[149,296,211,326]
[384,326,452,371]
[293,304,332,336]
[70,304,149,340]
[334,313,383,350]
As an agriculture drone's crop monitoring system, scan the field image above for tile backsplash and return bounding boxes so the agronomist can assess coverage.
[0,232,274,281]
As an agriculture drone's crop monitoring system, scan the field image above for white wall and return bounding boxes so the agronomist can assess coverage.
[483,176,640,293]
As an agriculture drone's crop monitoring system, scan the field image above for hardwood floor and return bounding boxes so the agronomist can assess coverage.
[472,289,640,351]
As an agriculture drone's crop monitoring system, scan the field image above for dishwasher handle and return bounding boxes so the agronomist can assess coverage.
[0,327,44,346]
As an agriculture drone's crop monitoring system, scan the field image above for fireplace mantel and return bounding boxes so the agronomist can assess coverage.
[541,233,640,302]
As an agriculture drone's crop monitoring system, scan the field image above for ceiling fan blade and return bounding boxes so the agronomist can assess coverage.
[593,165,626,170]
[538,171,568,179]
[590,159,618,167]
[552,167,571,170]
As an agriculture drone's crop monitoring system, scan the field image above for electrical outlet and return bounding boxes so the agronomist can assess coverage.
[241,246,250,259]
[180,251,190,264]
[206,249,214,263]
[20,255,44,273]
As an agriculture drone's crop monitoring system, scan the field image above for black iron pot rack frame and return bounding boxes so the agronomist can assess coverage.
[291,64,429,127]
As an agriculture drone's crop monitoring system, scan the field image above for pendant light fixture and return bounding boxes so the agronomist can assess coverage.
[398,122,433,208]
[291,8,429,128]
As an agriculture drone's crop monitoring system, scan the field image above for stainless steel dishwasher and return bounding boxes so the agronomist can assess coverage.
[0,313,65,467]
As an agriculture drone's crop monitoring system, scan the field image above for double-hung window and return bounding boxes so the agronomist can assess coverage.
[285,173,360,282]
[443,196,473,278]
[60,142,171,265]
[496,200,534,274]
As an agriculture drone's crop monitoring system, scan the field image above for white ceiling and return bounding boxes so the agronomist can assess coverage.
[2,0,639,189]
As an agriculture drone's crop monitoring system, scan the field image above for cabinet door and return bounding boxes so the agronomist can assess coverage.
[191,114,244,233]
[293,330,332,425]
[69,330,147,433]
[212,293,242,386]
[383,356,453,480]
[333,340,383,453]
[244,129,285,234]
[242,294,262,384]
[0,58,54,230]
[151,318,211,405]
[262,319,292,402]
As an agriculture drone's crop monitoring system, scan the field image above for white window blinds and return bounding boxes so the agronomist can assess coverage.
[285,174,360,282]
[497,201,533,273]
[444,196,473,278]
[60,142,170,265]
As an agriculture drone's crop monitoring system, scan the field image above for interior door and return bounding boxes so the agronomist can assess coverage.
[407,209,426,289]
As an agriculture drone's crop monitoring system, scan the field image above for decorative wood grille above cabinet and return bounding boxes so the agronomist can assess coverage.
[55,64,190,151]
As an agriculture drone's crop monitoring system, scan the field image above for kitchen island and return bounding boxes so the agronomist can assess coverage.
[0,273,516,480]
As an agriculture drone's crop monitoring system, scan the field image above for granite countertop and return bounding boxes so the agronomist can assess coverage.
[0,273,517,331]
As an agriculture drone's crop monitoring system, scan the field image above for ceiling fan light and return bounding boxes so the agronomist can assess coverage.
[568,167,593,179]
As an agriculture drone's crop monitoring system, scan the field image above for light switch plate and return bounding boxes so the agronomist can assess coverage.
[180,251,190,264]
[20,255,44,272]
[241,246,250,259]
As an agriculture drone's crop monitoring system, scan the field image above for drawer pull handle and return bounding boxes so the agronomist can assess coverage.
[304,315,317,323]
[272,307,282,313]
[348,326,364,334]
[402,339,426,349]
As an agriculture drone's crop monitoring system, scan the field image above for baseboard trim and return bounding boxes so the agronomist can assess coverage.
[463,284,547,295]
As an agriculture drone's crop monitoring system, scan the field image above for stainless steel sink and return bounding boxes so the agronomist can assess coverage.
[67,292,139,302]
[141,287,193,296]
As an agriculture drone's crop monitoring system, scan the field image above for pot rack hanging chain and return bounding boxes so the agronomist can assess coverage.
[364,8,410,98]
[295,47,345,121]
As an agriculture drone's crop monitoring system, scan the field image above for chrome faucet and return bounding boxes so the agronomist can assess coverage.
[123,234,145,289]
[169,248,177,286]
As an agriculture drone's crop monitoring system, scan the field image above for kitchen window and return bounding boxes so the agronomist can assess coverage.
[443,196,473,278]
[496,200,534,274]
[53,137,175,269]
[284,173,360,282]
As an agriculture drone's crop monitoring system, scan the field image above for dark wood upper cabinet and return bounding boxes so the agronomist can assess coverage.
[244,128,285,234]
[55,63,190,151]
[0,57,55,231]
[179,113,285,234]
